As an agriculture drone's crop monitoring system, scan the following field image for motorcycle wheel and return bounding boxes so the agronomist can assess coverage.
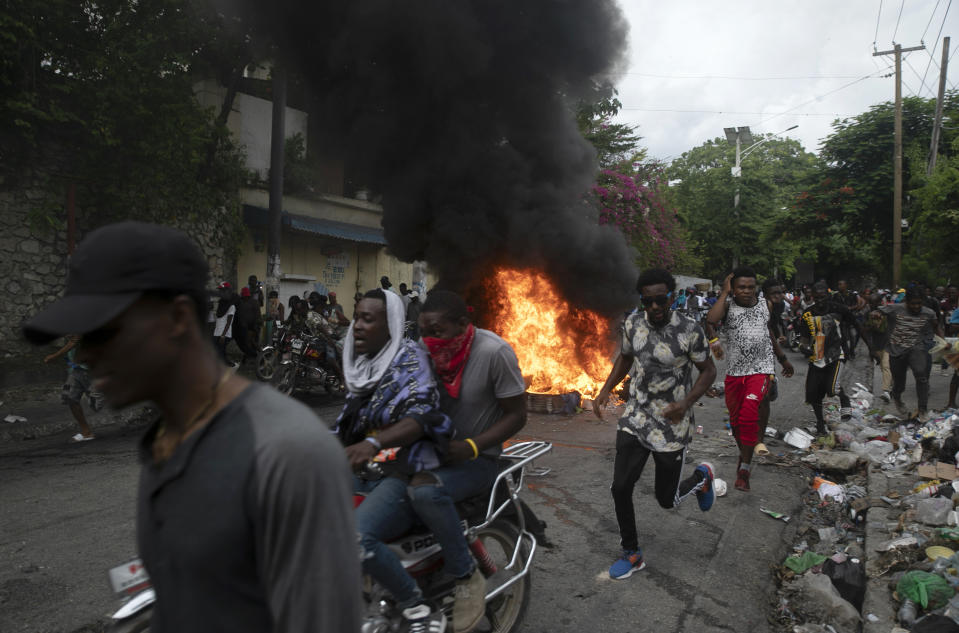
[273,364,296,396]
[787,329,798,351]
[324,374,345,395]
[477,519,531,633]
[255,348,277,381]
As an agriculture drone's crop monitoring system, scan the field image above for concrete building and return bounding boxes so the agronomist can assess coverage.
[195,78,434,308]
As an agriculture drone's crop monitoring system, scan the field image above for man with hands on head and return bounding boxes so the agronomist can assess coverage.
[705,269,794,492]
[592,268,718,581]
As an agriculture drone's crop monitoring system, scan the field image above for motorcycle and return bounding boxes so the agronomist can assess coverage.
[255,321,290,381]
[106,558,154,633]
[783,312,803,351]
[272,332,345,397]
[358,440,551,633]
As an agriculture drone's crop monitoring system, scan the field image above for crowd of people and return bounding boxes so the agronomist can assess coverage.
[23,222,528,633]
[591,267,958,583]
[21,220,959,632]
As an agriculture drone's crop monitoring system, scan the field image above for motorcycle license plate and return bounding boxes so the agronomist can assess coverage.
[108,558,151,596]
[292,339,304,352]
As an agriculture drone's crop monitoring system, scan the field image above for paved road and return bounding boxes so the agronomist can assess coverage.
[0,345,952,633]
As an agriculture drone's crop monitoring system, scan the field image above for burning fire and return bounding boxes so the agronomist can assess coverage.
[487,268,614,399]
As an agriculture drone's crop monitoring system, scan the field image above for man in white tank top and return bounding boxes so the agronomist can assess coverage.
[706,268,793,492]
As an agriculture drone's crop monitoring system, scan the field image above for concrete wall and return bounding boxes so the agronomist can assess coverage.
[0,165,237,377]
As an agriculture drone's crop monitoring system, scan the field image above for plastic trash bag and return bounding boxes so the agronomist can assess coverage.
[916,497,955,526]
[822,558,866,610]
[783,551,828,574]
[897,570,956,609]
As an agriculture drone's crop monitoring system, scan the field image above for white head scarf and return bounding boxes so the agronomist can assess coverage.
[342,289,407,395]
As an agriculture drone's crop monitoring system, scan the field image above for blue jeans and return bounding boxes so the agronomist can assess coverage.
[354,457,501,607]
[409,457,501,578]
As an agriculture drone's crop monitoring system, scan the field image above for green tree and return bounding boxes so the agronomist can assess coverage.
[815,93,959,282]
[0,0,252,251]
[575,90,645,170]
[577,91,694,271]
[667,136,817,278]
[909,134,959,282]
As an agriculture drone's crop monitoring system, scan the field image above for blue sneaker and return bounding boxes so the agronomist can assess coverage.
[695,462,716,511]
[608,549,646,579]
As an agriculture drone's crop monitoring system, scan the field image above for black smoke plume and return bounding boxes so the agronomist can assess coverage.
[230,0,637,316]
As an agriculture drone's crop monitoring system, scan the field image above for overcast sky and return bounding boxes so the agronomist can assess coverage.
[612,0,957,162]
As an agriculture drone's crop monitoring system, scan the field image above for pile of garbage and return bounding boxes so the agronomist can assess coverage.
[774,464,869,633]
[768,377,959,632]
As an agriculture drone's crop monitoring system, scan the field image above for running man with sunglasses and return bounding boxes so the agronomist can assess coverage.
[593,268,718,580]
[706,268,794,492]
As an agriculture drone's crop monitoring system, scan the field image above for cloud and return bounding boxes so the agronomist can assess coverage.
[613,0,951,159]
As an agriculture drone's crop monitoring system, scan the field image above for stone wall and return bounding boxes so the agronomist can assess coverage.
[0,166,238,368]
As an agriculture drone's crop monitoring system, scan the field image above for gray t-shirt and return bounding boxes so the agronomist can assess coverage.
[137,383,362,633]
[446,328,526,456]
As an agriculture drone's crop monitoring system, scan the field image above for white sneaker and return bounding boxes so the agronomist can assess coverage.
[401,603,447,633]
[880,391,891,403]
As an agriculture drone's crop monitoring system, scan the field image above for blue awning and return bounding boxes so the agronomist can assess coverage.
[242,204,387,245]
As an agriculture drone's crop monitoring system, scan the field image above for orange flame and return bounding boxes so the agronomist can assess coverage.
[486,268,614,398]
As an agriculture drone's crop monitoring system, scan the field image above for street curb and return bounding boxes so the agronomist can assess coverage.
[863,463,896,632]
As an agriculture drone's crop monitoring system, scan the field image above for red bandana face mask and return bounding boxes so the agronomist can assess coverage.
[423,324,475,398]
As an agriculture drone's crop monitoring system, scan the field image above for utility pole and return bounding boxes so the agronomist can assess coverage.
[723,126,752,270]
[927,37,950,176]
[874,43,924,289]
[267,63,287,300]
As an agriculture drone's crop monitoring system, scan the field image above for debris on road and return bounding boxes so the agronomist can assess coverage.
[761,506,791,522]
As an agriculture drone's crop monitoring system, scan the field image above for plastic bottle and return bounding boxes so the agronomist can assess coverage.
[908,484,942,501]
[898,599,918,627]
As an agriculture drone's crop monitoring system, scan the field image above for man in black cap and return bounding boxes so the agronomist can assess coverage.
[23,221,361,633]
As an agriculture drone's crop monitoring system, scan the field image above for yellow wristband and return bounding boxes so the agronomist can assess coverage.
[464,438,479,460]
[709,338,719,344]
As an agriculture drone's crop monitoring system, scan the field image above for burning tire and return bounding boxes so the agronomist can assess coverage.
[477,520,531,633]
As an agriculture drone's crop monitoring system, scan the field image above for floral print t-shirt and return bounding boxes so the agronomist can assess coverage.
[618,309,710,452]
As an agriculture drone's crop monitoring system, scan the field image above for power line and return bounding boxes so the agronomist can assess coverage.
[618,107,854,117]
[902,77,919,97]
[919,0,953,95]
[874,0,884,50]
[759,66,894,126]
[920,0,943,42]
[904,55,932,97]
[607,72,869,81]
[892,0,905,42]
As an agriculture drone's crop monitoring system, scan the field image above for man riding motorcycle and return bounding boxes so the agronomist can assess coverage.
[340,289,528,633]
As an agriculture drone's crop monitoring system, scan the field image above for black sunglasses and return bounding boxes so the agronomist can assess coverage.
[639,292,673,308]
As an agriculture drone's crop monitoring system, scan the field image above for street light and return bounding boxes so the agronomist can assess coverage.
[722,124,799,267]
[741,124,799,160]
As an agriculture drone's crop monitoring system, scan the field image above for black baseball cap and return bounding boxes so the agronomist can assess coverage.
[23,221,209,344]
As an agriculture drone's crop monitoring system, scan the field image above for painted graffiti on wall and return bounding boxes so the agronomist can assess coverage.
[321,252,350,291]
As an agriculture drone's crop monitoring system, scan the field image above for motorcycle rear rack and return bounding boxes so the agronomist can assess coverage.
[474,440,552,601]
